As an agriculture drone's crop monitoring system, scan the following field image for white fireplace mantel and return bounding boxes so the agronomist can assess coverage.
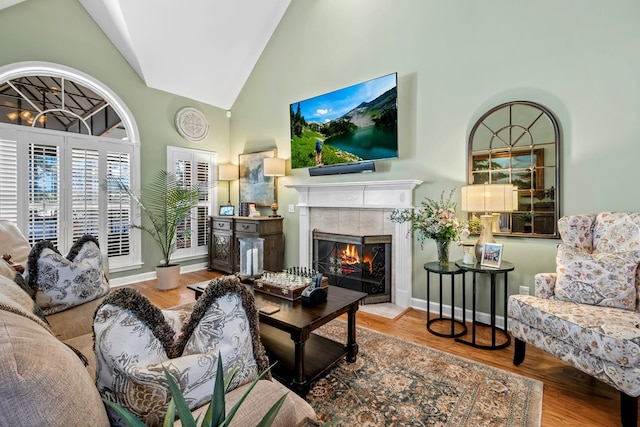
[286,179,423,308]
[285,179,422,209]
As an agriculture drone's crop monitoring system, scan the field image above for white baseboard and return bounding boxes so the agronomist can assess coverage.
[108,262,209,287]
[411,297,506,329]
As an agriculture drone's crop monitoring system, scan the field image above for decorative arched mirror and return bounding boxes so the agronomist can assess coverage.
[468,101,560,238]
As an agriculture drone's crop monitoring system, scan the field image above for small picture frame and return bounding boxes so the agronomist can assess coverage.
[481,243,503,268]
[219,205,235,216]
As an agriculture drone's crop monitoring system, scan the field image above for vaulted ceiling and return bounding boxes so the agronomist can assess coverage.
[1,0,291,111]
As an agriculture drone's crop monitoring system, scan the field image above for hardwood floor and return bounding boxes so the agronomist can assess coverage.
[123,269,624,427]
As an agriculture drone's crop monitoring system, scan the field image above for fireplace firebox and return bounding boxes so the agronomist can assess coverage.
[313,230,391,304]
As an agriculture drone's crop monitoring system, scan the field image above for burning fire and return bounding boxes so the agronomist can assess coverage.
[339,244,372,274]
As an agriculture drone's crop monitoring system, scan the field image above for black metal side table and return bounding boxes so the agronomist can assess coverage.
[424,261,466,338]
[454,260,515,350]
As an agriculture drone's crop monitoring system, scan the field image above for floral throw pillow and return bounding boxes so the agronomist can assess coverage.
[554,244,640,310]
[93,275,269,426]
[593,211,640,254]
[557,214,596,251]
[28,235,109,315]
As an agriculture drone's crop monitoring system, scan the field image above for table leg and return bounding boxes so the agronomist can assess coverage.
[472,272,477,345]
[439,273,445,332]
[503,271,509,336]
[456,269,511,350]
[426,270,431,327]
[346,303,359,362]
[490,273,496,347]
[291,330,309,390]
[426,269,467,338]
[449,274,455,336]
[462,273,466,326]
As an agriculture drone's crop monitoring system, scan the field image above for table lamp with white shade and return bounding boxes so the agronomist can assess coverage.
[263,157,286,217]
[218,163,239,206]
[461,184,516,262]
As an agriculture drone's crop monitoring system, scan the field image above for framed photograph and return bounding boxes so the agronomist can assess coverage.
[239,150,275,206]
[219,205,234,216]
[481,243,503,268]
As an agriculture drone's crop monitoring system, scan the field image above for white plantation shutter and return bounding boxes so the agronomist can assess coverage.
[176,159,193,250]
[28,142,60,247]
[0,131,18,222]
[168,146,215,260]
[197,161,210,248]
[0,123,140,271]
[106,152,131,258]
[71,148,100,240]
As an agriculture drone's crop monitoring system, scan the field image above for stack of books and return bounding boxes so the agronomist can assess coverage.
[238,202,250,217]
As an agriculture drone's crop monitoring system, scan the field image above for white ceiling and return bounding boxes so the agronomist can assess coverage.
[77,0,291,110]
[3,0,287,111]
[0,0,24,9]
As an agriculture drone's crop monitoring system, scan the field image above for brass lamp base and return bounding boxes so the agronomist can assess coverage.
[475,214,496,262]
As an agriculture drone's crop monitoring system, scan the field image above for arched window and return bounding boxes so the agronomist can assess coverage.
[0,62,141,272]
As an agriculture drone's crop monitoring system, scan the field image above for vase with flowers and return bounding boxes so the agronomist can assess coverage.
[390,188,467,265]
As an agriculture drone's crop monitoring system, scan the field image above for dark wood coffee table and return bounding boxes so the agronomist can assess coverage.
[187,282,367,396]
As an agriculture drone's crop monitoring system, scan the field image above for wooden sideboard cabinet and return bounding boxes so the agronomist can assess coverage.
[208,216,284,274]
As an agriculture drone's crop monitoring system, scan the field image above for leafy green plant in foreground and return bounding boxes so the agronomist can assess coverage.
[103,353,287,427]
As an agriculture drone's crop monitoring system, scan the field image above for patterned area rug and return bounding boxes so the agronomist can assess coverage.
[306,321,542,426]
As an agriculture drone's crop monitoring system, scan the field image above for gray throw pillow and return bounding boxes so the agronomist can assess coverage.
[28,235,109,315]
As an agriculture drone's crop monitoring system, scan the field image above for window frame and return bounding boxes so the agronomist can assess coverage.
[167,145,217,262]
[0,125,142,271]
[0,61,141,271]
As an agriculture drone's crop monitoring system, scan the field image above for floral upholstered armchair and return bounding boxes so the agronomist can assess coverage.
[508,212,640,427]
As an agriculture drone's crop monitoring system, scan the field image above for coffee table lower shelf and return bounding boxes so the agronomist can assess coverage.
[260,323,346,395]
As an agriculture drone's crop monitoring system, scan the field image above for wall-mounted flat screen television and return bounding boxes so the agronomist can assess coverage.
[289,72,398,171]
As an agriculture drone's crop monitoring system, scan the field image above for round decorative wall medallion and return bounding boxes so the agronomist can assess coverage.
[175,107,209,142]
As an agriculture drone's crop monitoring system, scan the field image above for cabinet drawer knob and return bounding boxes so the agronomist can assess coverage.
[242,225,249,230]
[217,222,224,227]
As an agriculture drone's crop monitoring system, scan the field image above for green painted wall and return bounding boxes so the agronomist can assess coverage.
[231,0,640,310]
[0,0,231,278]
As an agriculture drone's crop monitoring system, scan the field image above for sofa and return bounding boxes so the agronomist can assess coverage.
[0,221,317,426]
[508,212,640,427]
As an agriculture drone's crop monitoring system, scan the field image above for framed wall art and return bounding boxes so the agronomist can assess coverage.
[239,149,275,206]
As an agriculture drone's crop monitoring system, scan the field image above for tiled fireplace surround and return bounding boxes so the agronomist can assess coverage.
[286,180,422,308]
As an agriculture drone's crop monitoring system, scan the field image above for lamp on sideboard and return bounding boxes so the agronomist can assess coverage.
[263,157,286,217]
[461,184,516,262]
[218,163,239,206]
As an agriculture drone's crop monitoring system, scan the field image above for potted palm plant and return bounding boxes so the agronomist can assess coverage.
[106,170,201,290]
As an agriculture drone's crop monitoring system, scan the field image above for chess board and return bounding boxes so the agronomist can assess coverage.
[253,271,328,301]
